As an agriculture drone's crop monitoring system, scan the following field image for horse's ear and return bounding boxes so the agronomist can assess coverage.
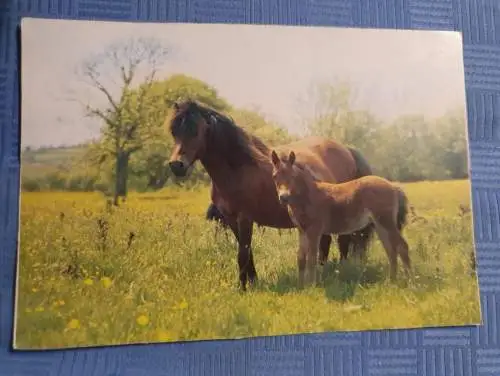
[271,150,280,166]
[289,151,296,166]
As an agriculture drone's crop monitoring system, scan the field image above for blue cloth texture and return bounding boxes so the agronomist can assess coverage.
[1,0,499,375]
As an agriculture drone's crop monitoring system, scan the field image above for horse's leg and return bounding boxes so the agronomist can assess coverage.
[373,221,398,281]
[319,234,332,282]
[224,215,248,289]
[352,223,374,261]
[236,216,255,291]
[318,234,332,265]
[247,246,257,285]
[337,234,351,261]
[225,216,239,243]
[297,230,308,288]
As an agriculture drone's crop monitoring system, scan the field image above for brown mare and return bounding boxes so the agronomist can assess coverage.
[166,100,401,291]
[270,149,411,286]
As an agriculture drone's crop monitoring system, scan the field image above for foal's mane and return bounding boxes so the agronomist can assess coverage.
[170,100,270,169]
[292,161,320,183]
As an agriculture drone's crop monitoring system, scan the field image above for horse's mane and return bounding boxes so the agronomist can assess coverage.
[170,101,270,169]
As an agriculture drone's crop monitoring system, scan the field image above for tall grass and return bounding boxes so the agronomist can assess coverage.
[14,180,481,349]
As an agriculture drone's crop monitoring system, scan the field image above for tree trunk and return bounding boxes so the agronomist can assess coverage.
[113,152,130,206]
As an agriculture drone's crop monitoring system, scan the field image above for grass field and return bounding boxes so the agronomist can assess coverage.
[14,180,481,350]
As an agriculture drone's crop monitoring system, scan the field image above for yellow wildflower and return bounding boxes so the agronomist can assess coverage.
[51,299,65,308]
[31,288,38,293]
[83,278,93,286]
[179,299,188,310]
[67,319,80,329]
[136,315,149,326]
[34,306,44,312]
[100,277,112,288]
[156,330,173,341]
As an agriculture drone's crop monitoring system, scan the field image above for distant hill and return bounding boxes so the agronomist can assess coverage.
[21,145,87,179]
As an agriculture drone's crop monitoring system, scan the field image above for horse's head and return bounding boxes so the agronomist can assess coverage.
[166,100,211,177]
[271,150,299,206]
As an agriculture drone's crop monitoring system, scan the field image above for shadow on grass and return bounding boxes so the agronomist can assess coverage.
[322,260,386,301]
[136,196,174,201]
[257,259,387,302]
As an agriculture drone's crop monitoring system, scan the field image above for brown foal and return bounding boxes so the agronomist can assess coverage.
[271,149,411,287]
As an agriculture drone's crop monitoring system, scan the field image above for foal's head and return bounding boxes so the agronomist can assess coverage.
[271,150,302,206]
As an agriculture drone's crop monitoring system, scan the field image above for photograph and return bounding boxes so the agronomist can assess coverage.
[15,18,481,350]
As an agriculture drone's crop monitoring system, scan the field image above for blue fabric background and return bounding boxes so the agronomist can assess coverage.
[1,0,499,375]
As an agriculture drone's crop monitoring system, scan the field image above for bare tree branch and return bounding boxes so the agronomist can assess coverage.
[82,63,120,114]
[120,67,158,150]
[65,36,172,201]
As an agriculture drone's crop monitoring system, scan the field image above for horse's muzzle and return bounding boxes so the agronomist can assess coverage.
[168,160,188,177]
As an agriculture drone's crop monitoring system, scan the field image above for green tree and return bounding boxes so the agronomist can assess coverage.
[126,74,232,190]
[432,108,468,179]
[300,80,469,183]
[228,108,297,146]
[68,70,301,193]
[301,80,380,163]
[160,74,230,110]
[74,37,171,205]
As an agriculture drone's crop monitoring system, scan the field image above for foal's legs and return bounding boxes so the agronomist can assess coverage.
[306,230,321,286]
[374,214,412,281]
[297,231,308,288]
[373,220,398,281]
[389,228,411,277]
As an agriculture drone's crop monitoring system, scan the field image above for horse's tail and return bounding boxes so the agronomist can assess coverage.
[396,187,409,231]
[347,146,373,178]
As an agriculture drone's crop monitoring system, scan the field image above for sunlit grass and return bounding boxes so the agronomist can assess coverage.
[14,179,481,349]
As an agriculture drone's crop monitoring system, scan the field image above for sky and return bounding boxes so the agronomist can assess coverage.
[21,18,467,148]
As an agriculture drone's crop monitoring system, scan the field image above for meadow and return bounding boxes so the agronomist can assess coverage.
[14,179,481,350]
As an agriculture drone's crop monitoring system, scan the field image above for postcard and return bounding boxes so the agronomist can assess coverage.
[14,18,480,350]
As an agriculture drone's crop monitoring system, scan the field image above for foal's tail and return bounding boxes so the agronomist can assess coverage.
[396,188,409,231]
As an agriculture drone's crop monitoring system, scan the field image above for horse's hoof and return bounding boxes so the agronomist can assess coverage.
[248,279,258,290]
